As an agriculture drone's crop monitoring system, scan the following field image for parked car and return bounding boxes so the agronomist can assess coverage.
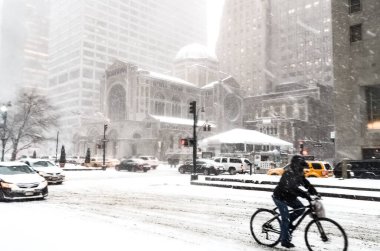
[213,157,252,175]
[178,159,224,175]
[21,158,65,184]
[115,158,150,172]
[85,157,112,168]
[333,159,380,179]
[138,156,159,169]
[0,162,48,201]
[267,160,333,178]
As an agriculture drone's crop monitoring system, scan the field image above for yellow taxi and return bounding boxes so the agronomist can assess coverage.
[267,161,333,178]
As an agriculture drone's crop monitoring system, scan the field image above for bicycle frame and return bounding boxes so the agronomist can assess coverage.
[269,203,317,234]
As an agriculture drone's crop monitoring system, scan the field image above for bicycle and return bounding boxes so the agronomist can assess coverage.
[250,196,348,251]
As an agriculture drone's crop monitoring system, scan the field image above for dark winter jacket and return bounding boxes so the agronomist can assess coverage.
[273,168,318,203]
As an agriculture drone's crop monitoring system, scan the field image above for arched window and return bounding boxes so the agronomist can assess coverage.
[133,133,141,139]
[153,93,165,115]
[171,96,181,117]
[108,84,126,121]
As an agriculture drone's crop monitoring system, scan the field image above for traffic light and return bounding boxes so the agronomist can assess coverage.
[104,124,108,131]
[180,138,189,146]
[180,138,194,147]
[189,101,196,114]
[300,142,304,155]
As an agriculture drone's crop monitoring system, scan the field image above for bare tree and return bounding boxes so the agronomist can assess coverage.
[7,90,58,161]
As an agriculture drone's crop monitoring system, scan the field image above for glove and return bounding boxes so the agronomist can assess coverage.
[308,186,318,196]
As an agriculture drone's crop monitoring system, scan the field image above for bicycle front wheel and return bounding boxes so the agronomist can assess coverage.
[305,217,348,251]
[250,209,281,247]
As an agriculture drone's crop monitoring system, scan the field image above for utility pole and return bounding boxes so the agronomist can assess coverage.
[1,105,9,162]
[102,124,108,170]
[188,101,198,180]
[55,131,59,163]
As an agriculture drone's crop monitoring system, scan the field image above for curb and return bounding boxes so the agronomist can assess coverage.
[62,168,105,171]
[205,177,380,192]
[191,181,380,202]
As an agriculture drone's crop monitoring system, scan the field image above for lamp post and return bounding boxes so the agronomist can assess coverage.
[1,105,8,162]
[102,124,108,170]
[189,101,204,181]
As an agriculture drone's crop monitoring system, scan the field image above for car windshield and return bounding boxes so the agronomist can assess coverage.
[0,165,35,175]
[31,161,56,168]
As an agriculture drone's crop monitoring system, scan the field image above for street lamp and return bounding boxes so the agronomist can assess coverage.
[189,101,204,181]
[102,124,108,170]
[1,105,8,162]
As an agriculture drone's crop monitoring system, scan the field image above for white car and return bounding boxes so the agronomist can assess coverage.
[138,156,159,169]
[21,158,65,184]
[0,162,48,201]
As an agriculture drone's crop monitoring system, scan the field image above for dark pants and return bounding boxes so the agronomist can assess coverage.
[272,196,305,244]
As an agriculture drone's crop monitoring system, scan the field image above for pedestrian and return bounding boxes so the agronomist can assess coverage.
[272,155,319,248]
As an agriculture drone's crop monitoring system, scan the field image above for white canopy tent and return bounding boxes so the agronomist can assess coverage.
[200,128,293,150]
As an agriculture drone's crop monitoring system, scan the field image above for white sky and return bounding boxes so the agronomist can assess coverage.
[207,0,225,53]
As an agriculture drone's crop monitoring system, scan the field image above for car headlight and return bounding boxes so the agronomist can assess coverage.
[0,181,17,189]
[38,171,47,176]
[39,180,48,188]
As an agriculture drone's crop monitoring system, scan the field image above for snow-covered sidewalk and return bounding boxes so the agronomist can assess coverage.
[192,174,380,201]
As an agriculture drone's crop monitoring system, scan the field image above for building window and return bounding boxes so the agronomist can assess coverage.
[349,0,361,14]
[171,97,181,117]
[153,93,165,116]
[108,85,126,121]
[366,86,380,129]
[350,24,362,43]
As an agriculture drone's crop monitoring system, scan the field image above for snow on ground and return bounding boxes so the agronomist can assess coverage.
[0,165,379,251]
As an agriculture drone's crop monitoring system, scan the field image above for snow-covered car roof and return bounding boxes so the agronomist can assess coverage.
[0,161,29,166]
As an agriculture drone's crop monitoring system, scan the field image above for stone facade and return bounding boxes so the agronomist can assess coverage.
[73,46,244,160]
[243,82,335,160]
[331,0,380,160]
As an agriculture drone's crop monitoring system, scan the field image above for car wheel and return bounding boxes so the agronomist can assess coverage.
[228,167,236,175]
[0,190,5,202]
[214,170,219,175]
[203,169,210,175]
[179,167,185,174]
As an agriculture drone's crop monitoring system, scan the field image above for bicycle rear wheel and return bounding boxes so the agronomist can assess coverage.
[305,217,348,251]
[250,209,281,247]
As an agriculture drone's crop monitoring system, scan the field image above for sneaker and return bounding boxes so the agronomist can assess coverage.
[281,242,295,248]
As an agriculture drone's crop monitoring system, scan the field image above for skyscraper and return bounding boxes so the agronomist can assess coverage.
[48,0,207,131]
[216,0,333,96]
[0,0,49,100]
[216,0,270,95]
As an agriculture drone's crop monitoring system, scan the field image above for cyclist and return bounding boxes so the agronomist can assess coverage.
[272,155,319,248]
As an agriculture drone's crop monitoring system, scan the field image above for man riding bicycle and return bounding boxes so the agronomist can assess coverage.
[272,155,319,248]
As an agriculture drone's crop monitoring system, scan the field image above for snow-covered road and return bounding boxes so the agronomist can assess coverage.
[1,165,379,251]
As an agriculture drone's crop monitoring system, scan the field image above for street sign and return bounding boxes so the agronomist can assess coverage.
[313,143,323,147]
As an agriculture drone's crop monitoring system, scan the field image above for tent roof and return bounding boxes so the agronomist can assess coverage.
[200,128,293,147]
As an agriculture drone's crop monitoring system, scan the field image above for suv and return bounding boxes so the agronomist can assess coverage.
[213,157,252,175]
[333,159,380,179]
[138,156,159,169]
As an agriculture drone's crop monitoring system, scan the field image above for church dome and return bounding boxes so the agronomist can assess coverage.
[175,43,218,62]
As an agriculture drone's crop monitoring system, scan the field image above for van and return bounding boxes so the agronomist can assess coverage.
[213,157,252,175]
[333,160,380,179]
